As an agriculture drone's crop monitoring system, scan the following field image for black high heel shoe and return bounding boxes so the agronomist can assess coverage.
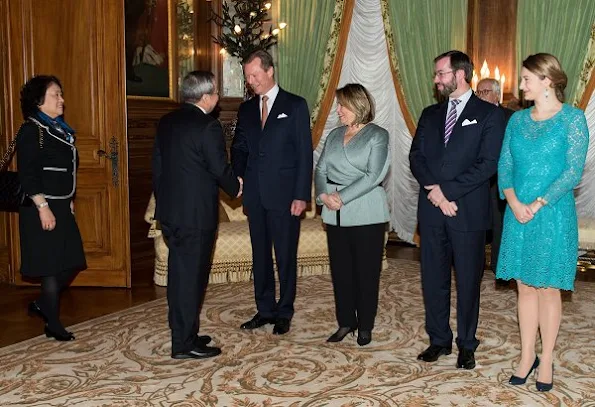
[357,330,372,346]
[509,357,539,385]
[44,325,75,341]
[327,327,356,342]
[28,301,48,323]
[536,364,554,392]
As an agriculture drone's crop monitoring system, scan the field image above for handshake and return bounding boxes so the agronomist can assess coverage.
[236,176,243,198]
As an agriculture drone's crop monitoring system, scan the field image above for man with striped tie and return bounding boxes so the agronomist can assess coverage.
[409,50,506,370]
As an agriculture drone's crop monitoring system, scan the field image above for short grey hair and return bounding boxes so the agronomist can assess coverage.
[180,71,215,103]
[478,78,501,96]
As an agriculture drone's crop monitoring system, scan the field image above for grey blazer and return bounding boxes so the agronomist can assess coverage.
[314,123,390,226]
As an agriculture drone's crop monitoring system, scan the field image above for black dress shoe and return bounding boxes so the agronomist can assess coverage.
[195,335,212,346]
[536,364,554,392]
[44,325,75,341]
[509,357,539,385]
[28,301,48,323]
[357,330,372,346]
[171,345,221,360]
[327,327,356,343]
[272,318,291,335]
[417,345,452,362]
[457,348,476,369]
[495,279,510,288]
[240,314,276,330]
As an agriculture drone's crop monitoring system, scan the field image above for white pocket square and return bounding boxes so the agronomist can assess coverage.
[277,113,288,119]
[461,118,478,126]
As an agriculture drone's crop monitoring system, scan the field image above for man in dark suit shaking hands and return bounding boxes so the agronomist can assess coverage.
[153,71,241,359]
[409,51,505,369]
[232,50,313,335]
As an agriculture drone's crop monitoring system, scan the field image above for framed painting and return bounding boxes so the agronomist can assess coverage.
[125,0,177,100]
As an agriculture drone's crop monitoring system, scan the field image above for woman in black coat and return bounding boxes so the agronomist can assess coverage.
[17,75,86,341]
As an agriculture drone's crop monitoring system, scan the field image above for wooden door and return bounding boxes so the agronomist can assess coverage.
[1,0,131,287]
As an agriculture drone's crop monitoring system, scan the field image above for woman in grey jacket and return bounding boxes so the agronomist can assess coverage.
[315,83,390,346]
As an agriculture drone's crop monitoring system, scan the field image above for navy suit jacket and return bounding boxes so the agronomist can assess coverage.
[409,94,506,231]
[231,88,313,211]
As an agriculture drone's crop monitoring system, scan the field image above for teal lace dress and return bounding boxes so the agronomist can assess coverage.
[496,104,589,290]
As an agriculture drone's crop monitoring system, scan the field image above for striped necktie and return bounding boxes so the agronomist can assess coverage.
[444,99,461,145]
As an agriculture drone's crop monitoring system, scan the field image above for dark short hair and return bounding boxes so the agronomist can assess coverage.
[20,75,62,119]
[522,53,567,102]
[180,71,216,103]
[434,50,474,83]
[336,83,375,125]
[243,49,274,71]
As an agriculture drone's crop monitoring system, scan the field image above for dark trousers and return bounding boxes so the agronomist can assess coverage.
[247,204,300,319]
[162,224,216,354]
[327,223,386,331]
[419,222,485,350]
[489,183,506,270]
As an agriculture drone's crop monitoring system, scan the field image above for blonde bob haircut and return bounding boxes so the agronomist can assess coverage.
[335,83,375,125]
[522,53,567,103]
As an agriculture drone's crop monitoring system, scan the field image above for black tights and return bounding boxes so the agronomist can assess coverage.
[38,269,76,333]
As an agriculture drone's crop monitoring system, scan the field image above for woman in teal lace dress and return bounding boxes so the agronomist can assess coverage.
[497,54,589,392]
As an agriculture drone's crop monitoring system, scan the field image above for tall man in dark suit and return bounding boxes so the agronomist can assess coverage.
[153,71,241,359]
[409,51,506,369]
[231,50,313,335]
[476,78,515,284]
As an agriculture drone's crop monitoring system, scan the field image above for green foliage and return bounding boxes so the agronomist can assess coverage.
[177,1,194,61]
[210,0,277,61]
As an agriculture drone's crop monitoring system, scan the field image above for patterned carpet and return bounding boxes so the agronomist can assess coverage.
[1,259,594,406]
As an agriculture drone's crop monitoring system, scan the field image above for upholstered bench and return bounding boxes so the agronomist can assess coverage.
[145,193,331,286]
[577,217,595,273]
[578,217,595,251]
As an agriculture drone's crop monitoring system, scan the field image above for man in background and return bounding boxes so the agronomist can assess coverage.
[476,78,515,287]
[153,71,241,360]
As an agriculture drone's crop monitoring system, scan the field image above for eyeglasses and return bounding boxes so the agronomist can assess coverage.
[434,70,454,78]
[475,89,493,96]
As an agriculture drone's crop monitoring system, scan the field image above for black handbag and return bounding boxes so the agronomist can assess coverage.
[0,124,38,212]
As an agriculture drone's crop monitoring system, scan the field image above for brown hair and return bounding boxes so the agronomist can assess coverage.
[243,49,274,71]
[335,83,375,125]
[434,50,474,83]
[522,53,567,102]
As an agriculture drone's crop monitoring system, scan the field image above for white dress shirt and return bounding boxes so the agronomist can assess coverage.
[449,88,473,118]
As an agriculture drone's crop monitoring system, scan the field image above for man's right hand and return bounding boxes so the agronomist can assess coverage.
[439,200,458,217]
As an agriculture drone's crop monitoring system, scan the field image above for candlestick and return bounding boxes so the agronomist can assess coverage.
[500,74,506,104]
[471,71,478,91]
[480,60,490,79]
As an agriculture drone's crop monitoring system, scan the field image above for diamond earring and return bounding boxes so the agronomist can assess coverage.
[544,88,549,100]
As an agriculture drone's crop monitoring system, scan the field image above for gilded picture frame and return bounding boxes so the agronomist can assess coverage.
[125,0,177,101]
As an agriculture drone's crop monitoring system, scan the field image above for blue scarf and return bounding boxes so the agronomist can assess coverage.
[34,111,76,143]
